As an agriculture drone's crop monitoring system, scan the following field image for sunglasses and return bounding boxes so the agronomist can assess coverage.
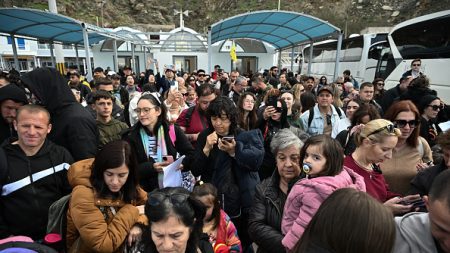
[148,192,189,207]
[336,82,343,85]
[428,104,444,111]
[198,74,205,77]
[412,64,421,67]
[377,82,384,86]
[394,120,419,128]
[367,124,396,137]
[326,114,331,125]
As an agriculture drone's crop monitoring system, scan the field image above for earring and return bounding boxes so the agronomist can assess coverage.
[302,163,312,174]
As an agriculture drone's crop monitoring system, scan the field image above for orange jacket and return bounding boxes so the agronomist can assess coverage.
[66,158,147,253]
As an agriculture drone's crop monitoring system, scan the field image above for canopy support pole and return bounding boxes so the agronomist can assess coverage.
[49,41,56,68]
[113,39,118,72]
[131,43,136,72]
[333,32,343,82]
[290,47,295,72]
[75,44,80,70]
[143,46,147,70]
[277,50,282,70]
[207,26,212,74]
[307,41,313,76]
[10,34,20,70]
[81,23,92,81]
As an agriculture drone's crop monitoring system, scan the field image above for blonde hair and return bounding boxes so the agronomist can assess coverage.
[354,119,401,146]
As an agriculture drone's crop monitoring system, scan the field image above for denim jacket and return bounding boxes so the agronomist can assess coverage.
[300,104,345,136]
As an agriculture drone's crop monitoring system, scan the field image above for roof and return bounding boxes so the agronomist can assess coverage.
[0,8,121,45]
[211,10,341,50]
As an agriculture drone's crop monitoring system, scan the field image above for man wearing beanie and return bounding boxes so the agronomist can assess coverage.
[0,84,28,143]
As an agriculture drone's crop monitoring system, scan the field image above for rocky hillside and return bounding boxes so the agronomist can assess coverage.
[2,0,450,35]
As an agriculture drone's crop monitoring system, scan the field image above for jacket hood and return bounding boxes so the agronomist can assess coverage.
[20,67,77,113]
[68,158,94,188]
[304,166,366,193]
[0,84,28,104]
[394,212,437,253]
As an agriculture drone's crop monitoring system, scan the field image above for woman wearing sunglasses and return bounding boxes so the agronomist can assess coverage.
[139,187,214,253]
[418,95,443,148]
[66,140,148,252]
[382,100,433,196]
[344,119,422,215]
[122,92,194,192]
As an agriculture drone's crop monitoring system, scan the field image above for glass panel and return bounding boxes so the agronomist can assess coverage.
[392,15,450,59]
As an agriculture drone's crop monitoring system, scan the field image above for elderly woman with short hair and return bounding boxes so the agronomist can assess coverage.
[248,129,304,253]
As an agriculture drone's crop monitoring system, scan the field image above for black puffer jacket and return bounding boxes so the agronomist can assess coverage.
[192,128,263,217]
[20,68,98,161]
[248,172,287,253]
[0,139,73,240]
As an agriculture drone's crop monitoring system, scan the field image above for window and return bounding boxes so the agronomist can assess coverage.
[392,15,450,59]
[7,37,25,50]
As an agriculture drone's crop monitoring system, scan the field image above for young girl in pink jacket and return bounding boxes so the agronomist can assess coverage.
[281,135,366,251]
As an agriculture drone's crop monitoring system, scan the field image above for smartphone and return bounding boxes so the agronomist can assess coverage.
[222,136,235,143]
[162,155,174,163]
[170,80,179,91]
[267,95,278,108]
[399,199,425,209]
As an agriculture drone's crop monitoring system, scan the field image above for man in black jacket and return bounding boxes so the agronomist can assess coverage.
[379,75,413,113]
[0,84,28,144]
[20,67,98,161]
[0,105,73,240]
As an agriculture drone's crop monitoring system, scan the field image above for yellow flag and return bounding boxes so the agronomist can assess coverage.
[230,41,237,62]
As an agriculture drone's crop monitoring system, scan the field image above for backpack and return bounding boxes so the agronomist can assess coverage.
[183,106,196,129]
[46,194,71,253]
[307,105,343,128]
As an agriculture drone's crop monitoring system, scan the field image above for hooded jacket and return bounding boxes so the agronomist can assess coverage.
[0,84,28,144]
[20,68,98,161]
[281,167,366,250]
[66,159,147,253]
[393,212,439,253]
[0,139,73,240]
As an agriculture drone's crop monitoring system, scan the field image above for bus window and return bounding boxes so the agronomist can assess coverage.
[341,37,363,62]
[391,15,450,59]
[375,45,396,79]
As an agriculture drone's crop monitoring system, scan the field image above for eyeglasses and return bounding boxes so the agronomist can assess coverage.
[134,107,156,114]
[428,104,444,111]
[393,120,419,128]
[412,64,421,67]
[148,192,189,207]
[336,82,344,85]
[367,124,395,137]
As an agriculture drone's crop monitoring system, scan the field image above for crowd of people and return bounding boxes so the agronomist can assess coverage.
[0,57,449,253]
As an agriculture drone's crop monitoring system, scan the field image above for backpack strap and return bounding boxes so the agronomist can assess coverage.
[334,105,343,118]
[184,106,196,129]
[307,107,314,128]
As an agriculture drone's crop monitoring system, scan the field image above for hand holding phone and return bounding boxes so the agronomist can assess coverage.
[162,155,174,164]
[222,136,235,143]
